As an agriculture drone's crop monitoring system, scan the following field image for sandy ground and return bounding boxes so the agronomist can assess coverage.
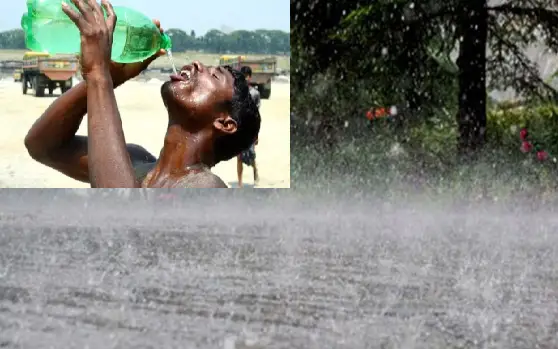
[0,78,290,188]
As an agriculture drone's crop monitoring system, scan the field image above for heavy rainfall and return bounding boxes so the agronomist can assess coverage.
[290,0,558,347]
[2,190,558,348]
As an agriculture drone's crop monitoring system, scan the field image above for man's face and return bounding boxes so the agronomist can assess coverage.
[161,61,235,127]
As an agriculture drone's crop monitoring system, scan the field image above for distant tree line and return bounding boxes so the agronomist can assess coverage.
[0,29,26,49]
[0,28,290,54]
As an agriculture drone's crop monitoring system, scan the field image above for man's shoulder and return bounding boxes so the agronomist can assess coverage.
[176,171,228,188]
[133,161,228,188]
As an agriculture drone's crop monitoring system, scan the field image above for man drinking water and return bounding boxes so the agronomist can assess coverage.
[24,0,260,188]
[237,66,260,187]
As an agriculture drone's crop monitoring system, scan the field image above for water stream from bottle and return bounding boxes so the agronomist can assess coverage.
[167,49,178,75]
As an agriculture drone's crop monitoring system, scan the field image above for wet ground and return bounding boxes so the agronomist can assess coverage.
[1,190,558,348]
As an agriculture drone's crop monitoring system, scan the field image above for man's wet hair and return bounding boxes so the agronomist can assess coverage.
[213,66,260,163]
[240,66,252,78]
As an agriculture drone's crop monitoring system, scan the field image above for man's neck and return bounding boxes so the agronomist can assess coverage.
[155,125,214,173]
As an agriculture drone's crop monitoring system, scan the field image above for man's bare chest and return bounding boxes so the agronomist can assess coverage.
[134,162,219,188]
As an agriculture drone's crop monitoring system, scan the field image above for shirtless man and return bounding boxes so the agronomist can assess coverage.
[24,0,260,188]
[237,66,260,187]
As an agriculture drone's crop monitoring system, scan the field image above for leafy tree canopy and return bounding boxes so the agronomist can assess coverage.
[291,0,558,154]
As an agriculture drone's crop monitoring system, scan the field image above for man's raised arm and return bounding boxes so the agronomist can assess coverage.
[62,0,140,187]
[24,80,156,184]
[24,81,91,182]
[25,14,165,185]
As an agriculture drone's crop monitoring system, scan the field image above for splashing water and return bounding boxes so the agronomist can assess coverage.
[2,189,558,348]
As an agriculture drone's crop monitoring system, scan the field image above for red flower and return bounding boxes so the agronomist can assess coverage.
[366,110,373,121]
[537,150,549,161]
[519,128,528,141]
[375,108,387,118]
[520,141,533,153]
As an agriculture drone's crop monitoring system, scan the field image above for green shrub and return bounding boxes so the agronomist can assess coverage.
[292,103,558,198]
[487,103,558,155]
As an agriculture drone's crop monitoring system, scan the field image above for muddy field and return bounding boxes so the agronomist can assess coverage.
[1,191,558,348]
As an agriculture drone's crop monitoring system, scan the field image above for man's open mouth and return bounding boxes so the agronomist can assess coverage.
[170,66,193,82]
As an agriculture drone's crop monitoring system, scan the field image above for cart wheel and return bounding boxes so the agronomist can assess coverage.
[48,82,55,95]
[22,75,28,95]
[34,76,45,97]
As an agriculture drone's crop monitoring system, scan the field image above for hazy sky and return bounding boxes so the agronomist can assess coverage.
[1,0,290,34]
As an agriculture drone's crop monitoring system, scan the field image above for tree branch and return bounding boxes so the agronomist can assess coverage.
[490,25,558,100]
[403,6,458,26]
[489,4,558,21]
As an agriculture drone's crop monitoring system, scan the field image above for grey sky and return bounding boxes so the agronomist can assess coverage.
[1,0,290,34]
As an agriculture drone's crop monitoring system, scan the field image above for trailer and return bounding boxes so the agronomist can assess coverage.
[22,51,78,97]
[219,55,277,99]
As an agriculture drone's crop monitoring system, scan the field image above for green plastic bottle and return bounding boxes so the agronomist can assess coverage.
[21,12,42,52]
[22,0,172,63]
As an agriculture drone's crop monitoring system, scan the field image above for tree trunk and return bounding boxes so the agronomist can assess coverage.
[455,0,488,159]
[402,25,425,128]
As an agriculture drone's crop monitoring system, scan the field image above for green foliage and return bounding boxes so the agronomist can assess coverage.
[292,103,558,197]
[487,103,558,155]
[292,0,461,127]
[293,0,558,103]
[291,0,558,195]
[292,0,558,156]
[394,103,558,167]
[0,28,289,55]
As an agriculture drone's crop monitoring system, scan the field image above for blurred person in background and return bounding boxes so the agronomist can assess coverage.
[237,66,261,187]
